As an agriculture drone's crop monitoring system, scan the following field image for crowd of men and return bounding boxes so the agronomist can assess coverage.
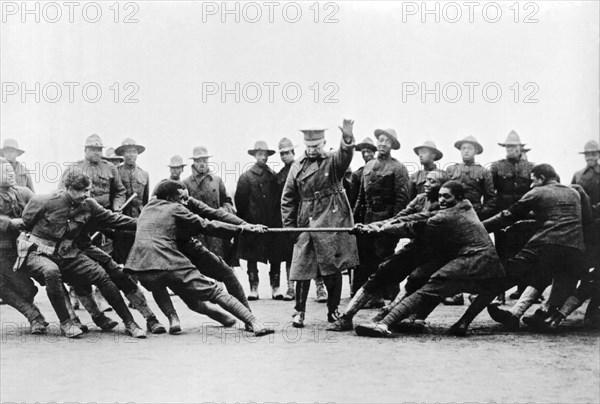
[0,122,598,339]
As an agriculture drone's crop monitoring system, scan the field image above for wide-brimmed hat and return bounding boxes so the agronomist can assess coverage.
[278,137,296,153]
[579,140,600,154]
[168,155,186,167]
[300,128,327,146]
[102,147,124,163]
[115,137,145,156]
[374,128,400,150]
[0,138,25,157]
[356,137,377,152]
[498,130,531,152]
[413,140,443,161]
[248,140,276,156]
[454,136,483,155]
[190,146,212,159]
[84,134,104,148]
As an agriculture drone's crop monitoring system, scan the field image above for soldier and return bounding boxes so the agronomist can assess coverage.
[167,155,186,181]
[183,146,236,265]
[113,138,149,263]
[347,137,377,208]
[444,135,496,305]
[18,169,145,338]
[482,164,587,331]
[572,140,600,217]
[281,120,359,328]
[354,181,505,338]
[126,179,274,337]
[275,137,297,300]
[490,130,535,302]
[409,140,444,200]
[353,128,410,304]
[235,141,283,300]
[0,138,35,192]
[0,160,47,333]
[63,134,126,212]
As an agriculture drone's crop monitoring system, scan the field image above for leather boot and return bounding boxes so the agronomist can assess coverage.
[168,313,182,335]
[78,293,118,331]
[248,272,259,301]
[523,308,554,330]
[329,288,373,331]
[126,288,167,334]
[355,322,392,338]
[30,316,48,335]
[124,321,147,338]
[487,304,520,330]
[292,311,305,328]
[449,291,497,336]
[60,319,83,338]
[270,271,284,300]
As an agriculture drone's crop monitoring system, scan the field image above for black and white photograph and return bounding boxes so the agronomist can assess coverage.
[1,1,599,403]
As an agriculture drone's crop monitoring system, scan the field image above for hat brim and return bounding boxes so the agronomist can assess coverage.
[498,142,526,147]
[103,157,124,163]
[304,139,325,147]
[0,147,25,157]
[374,129,400,150]
[413,146,443,161]
[579,150,600,154]
[115,145,145,156]
[278,146,296,153]
[248,149,276,156]
[356,143,377,152]
[454,140,483,155]
[190,155,212,159]
[167,164,187,167]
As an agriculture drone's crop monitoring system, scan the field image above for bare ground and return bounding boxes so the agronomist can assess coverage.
[1,266,599,404]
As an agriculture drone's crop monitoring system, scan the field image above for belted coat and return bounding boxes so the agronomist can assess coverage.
[281,138,359,280]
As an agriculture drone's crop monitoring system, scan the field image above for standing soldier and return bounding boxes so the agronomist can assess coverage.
[235,140,283,300]
[445,135,496,305]
[0,139,35,192]
[64,134,126,213]
[353,129,410,304]
[281,120,359,328]
[183,146,236,265]
[0,159,47,334]
[490,130,535,302]
[167,155,186,181]
[572,140,600,217]
[348,137,377,208]
[409,140,444,200]
[113,138,150,263]
[62,134,127,311]
[275,137,297,301]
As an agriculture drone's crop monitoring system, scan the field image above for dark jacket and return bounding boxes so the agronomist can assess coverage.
[118,164,150,218]
[484,182,585,252]
[64,159,126,211]
[446,162,496,219]
[491,155,534,211]
[354,157,410,224]
[183,168,235,259]
[22,190,135,242]
[281,138,359,280]
[126,198,239,272]
[275,163,295,262]
[234,163,280,262]
[572,163,600,217]
[388,200,504,281]
[0,185,33,250]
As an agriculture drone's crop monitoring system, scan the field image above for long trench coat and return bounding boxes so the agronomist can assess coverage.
[281,138,359,280]
[234,163,280,263]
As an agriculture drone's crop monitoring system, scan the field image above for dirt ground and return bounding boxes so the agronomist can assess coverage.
[1,266,599,404]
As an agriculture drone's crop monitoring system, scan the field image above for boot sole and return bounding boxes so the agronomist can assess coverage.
[169,327,182,335]
[355,325,391,338]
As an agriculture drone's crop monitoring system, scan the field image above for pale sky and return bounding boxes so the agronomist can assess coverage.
[1,0,598,194]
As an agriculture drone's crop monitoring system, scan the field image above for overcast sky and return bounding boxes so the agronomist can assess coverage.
[1,0,598,195]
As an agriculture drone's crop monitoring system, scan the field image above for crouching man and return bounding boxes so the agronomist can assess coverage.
[18,169,146,338]
[125,180,275,337]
